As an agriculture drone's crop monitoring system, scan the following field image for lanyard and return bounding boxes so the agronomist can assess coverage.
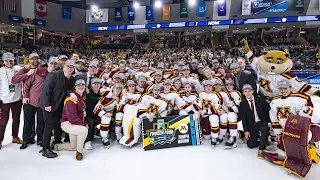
[4,67,12,85]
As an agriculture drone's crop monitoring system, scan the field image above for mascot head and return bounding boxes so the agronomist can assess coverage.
[259,50,293,75]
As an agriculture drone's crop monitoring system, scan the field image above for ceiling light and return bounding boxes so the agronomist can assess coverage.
[91,5,99,12]
[133,2,140,9]
[155,1,162,8]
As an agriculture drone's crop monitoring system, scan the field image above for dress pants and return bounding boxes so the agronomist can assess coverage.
[247,121,269,150]
[42,104,63,150]
[23,104,44,143]
[0,100,22,143]
[85,116,96,142]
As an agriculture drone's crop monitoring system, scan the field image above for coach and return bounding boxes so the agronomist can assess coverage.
[39,60,75,158]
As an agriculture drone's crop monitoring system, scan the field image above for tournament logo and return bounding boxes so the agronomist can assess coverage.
[91,10,103,19]
[146,119,176,146]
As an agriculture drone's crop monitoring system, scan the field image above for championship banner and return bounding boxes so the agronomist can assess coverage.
[180,3,188,18]
[162,4,171,20]
[197,2,206,17]
[295,0,304,12]
[62,5,72,20]
[115,7,122,21]
[217,0,227,16]
[142,115,202,151]
[146,6,154,20]
[128,6,135,21]
[36,0,48,17]
[86,8,108,23]
[242,0,251,15]
[251,0,288,14]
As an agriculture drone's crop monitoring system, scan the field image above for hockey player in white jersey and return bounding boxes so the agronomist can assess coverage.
[180,66,203,93]
[213,79,239,148]
[160,79,191,116]
[181,82,202,113]
[135,61,153,80]
[198,80,220,146]
[93,83,123,147]
[115,80,142,141]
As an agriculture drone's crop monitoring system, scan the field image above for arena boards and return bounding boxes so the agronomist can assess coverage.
[142,114,202,151]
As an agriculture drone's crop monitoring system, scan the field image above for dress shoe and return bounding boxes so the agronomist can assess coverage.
[76,151,83,161]
[29,139,36,144]
[0,143,2,150]
[258,150,265,158]
[20,142,28,149]
[12,137,23,144]
[42,149,58,158]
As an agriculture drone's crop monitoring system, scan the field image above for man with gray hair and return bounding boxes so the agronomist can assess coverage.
[230,62,257,93]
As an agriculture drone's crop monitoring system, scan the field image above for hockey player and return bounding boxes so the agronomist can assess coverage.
[148,70,164,91]
[171,78,185,96]
[115,80,142,141]
[213,79,239,148]
[136,75,152,94]
[135,61,153,80]
[269,80,319,142]
[181,82,202,113]
[198,80,220,147]
[167,65,180,80]
[160,79,191,116]
[139,84,168,118]
[180,66,202,93]
[93,83,123,147]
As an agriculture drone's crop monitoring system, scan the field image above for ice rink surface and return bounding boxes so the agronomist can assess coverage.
[1,109,320,180]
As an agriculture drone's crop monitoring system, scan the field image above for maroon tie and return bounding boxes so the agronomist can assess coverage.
[250,100,256,124]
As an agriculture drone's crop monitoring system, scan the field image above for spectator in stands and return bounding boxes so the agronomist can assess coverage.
[39,60,75,158]
[0,52,23,150]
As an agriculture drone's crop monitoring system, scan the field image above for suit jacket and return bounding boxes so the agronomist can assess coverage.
[232,70,257,93]
[39,70,75,112]
[74,72,96,87]
[239,96,270,132]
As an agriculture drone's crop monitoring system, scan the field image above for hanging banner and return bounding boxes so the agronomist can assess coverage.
[217,0,227,16]
[295,0,304,12]
[36,0,48,17]
[86,8,108,23]
[146,6,154,20]
[180,3,188,18]
[242,0,252,15]
[162,4,171,20]
[251,0,288,14]
[197,2,206,17]
[62,5,72,20]
[115,7,122,21]
[128,6,135,21]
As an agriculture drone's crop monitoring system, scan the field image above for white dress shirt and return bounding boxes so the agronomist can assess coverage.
[247,98,261,123]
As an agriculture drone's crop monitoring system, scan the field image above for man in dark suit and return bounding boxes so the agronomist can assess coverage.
[39,60,76,158]
[230,63,257,94]
[74,61,97,89]
[239,84,270,158]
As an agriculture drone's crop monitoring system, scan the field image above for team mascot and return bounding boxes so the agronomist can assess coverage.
[243,39,320,177]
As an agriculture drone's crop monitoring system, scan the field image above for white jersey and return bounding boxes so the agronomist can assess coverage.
[199,92,220,115]
[0,65,23,104]
[246,51,316,100]
[119,92,141,105]
[139,94,167,117]
[181,93,202,112]
[269,93,314,135]
[94,96,119,117]
[160,92,189,114]
[181,76,203,93]
[135,70,154,80]
[216,91,239,113]
[227,90,242,106]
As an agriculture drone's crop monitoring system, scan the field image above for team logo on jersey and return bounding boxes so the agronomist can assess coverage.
[147,104,159,115]
[276,106,291,120]
[258,78,272,92]
[203,100,212,108]
[146,119,176,146]
[127,99,136,105]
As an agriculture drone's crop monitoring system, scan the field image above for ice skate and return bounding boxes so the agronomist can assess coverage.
[217,135,224,145]
[102,138,110,148]
[211,138,217,148]
[225,137,237,149]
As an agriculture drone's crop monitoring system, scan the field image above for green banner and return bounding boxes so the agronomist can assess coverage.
[180,3,188,18]
[295,0,304,12]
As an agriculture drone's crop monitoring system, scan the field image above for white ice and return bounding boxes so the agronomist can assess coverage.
[0,115,319,180]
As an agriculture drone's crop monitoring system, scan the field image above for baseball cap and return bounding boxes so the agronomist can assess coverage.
[127,80,136,86]
[113,83,124,89]
[141,61,149,67]
[242,84,253,91]
[76,59,85,64]
[152,84,162,91]
[191,59,198,64]
[2,52,15,61]
[163,79,172,85]
[112,73,121,79]
[172,65,179,70]
[213,79,223,85]
[89,61,98,67]
[58,55,68,60]
[173,77,182,83]
[183,66,190,71]
[202,80,214,86]
[137,75,147,82]
[230,63,240,69]
[154,70,163,76]
[225,80,234,85]
[75,79,86,86]
[277,80,291,89]
[65,60,75,66]
[29,53,40,59]
[48,57,58,64]
[91,78,102,85]
[197,64,204,69]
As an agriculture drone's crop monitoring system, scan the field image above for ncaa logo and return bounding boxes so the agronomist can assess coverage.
[179,123,188,134]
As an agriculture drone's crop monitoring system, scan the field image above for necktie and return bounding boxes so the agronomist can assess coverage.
[250,99,256,123]
[88,77,93,88]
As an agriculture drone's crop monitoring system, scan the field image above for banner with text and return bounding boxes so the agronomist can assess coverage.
[251,0,288,14]
[242,0,252,15]
[217,0,227,16]
[295,0,304,12]
[197,2,206,17]
[128,6,135,21]
[146,6,154,20]
[86,8,108,23]
[115,7,122,21]
[142,115,201,151]
[62,5,72,20]
[180,3,188,18]
[162,4,171,20]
